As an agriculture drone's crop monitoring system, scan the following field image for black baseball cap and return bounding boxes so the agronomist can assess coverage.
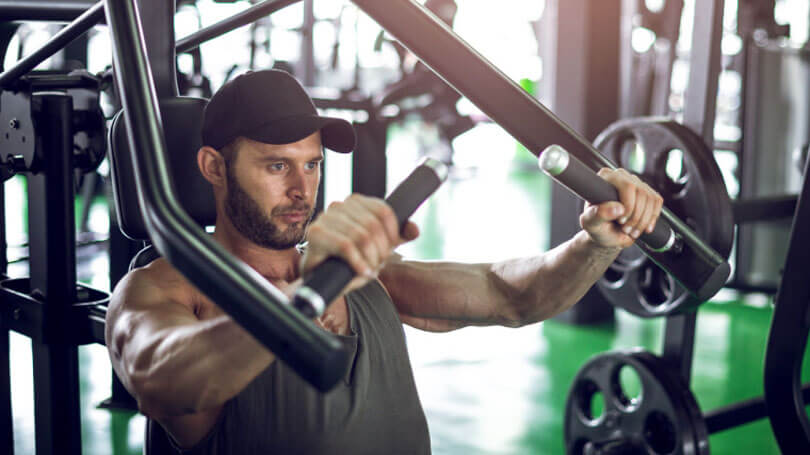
[202,70,356,153]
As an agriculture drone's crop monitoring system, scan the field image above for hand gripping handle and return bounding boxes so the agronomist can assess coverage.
[293,158,449,318]
[538,145,680,253]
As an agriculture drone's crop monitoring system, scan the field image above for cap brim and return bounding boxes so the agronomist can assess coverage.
[242,114,355,153]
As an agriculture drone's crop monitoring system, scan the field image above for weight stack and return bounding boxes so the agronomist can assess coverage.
[738,40,809,290]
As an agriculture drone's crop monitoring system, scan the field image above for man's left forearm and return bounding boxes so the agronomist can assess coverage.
[492,230,621,325]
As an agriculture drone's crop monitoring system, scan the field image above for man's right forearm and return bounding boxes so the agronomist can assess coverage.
[123,315,275,418]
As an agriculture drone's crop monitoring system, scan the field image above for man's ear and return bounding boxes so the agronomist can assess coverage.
[198,146,227,188]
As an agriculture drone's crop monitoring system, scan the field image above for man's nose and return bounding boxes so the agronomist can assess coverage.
[287,167,308,200]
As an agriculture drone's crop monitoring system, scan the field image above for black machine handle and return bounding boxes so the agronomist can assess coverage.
[538,144,729,301]
[293,158,449,317]
[538,145,680,253]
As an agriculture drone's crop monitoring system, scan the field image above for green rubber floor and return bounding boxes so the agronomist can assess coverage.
[8,140,810,454]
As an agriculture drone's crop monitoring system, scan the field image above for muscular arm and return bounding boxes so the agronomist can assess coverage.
[105,263,274,423]
[303,168,661,331]
[380,168,662,332]
[380,230,620,331]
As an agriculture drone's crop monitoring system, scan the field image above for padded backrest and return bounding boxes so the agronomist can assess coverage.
[108,96,217,240]
[129,244,162,270]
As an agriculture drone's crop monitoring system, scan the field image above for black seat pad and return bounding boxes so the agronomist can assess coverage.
[129,244,161,270]
[108,96,217,240]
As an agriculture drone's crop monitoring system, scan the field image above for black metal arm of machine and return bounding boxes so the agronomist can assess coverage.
[176,0,301,54]
[104,0,347,392]
[538,145,729,302]
[350,0,731,302]
[539,145,680,253]
[0,0,98,22]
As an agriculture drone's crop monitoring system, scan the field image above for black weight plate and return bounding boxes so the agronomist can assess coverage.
[564,350,709,455]
[593,118,734,317]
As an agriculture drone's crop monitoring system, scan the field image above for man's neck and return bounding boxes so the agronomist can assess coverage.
[211,224,301,285]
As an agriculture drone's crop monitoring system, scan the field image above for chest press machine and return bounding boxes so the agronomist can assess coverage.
[0,0,807,454]
[0,1,444,453]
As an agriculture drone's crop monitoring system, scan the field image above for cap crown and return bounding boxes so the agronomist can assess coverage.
[202,70,318,149]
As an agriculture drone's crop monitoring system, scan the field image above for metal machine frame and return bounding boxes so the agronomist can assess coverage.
[0,0,808,453]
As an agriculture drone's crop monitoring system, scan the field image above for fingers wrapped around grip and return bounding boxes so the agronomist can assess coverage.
[305,194,403,279]
[597,168,663,240]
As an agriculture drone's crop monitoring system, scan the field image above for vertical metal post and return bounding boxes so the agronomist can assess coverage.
[734,1,790,290]
[764,139,810,453]
[681,0,724,141]
[662,312,697,384]
[28,94,81,455]
[1,21,16,455]
[133,0,178,98]
[299,0,316,86]
[661,0,725,384]
[351,119,387,197]
[0,327,11,455]
[539,0,622,324]
[0,138,6,277]
[620,0,683,118]
[619,0,642,118]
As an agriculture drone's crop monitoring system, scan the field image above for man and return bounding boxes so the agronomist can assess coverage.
[105,70,663,454]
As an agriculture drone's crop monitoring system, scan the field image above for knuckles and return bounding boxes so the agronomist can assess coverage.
[337,239,355,256]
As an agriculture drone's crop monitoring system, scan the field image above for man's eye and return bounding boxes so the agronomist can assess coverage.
[269,163,286,171]
[305,161,321,170]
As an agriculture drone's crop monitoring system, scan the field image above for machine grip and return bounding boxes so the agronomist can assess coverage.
[539,145,680,253]
[293,158,449,317]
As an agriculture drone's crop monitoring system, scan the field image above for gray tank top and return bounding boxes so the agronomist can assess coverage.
[153,280,430,454]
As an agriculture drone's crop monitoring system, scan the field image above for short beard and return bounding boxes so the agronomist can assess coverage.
[224,164,313,250]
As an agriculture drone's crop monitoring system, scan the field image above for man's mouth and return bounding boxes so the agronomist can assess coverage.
[276,210,309,224]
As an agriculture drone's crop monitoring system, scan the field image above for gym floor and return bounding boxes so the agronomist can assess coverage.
[7,123,810,454]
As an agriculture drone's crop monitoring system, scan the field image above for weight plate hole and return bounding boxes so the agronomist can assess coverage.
[656,148,689,197]
[643,410,677,454]
[612,364,643,412]
[603,266,625,285]
[575,379,606,424]
[620,138,646,174]
[665,149,687,183]
[638,265,675,308]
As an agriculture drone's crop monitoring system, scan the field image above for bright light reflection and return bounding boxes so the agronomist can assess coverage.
[632,28,657,54]
[453,0,540,81]
[80,344,113,455]
[324,148,352,207]
[87,29,111,75]
[5,176,27,247]
[129,414,147,452]
[693,312,730,381]
[10,332,34,455]
[88,201,110,235]
[406,325,547,454]
[85,253,111,291]
[722,33,743,56]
